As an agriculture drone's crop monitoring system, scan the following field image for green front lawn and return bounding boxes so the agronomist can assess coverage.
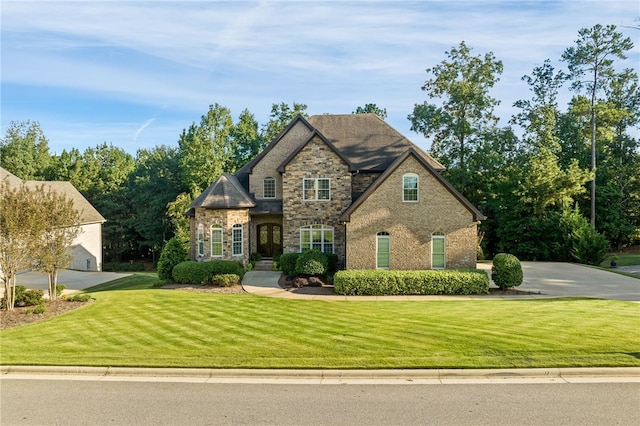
[602,253,640,267]
[1,273,638,369]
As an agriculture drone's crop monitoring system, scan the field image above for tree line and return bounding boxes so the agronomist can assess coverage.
[1,24,638,265]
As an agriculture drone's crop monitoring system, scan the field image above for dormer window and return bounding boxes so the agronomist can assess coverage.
[263,177,276,199]
[403,173,419,202]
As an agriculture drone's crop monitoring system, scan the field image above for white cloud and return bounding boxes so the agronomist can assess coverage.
[2,1,639,154]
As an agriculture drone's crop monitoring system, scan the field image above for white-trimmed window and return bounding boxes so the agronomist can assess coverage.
[303,178,331,201]
[376,232,390,269]
[300,224,334,253]
[263,177,276,199]
[211,225,223,257]
[197,224,204,257]
[403,173,419,202]
[432,233,446,269]
[232,224,243,256]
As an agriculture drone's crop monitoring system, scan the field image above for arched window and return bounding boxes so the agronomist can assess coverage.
[403,173,419,202]
[263,177,276,199]
[197,224,204,257]
[211,225,223,257]
[376,232,390,269]
[432,233,446,269]
[232,224,243,256]
[300,224,334,253]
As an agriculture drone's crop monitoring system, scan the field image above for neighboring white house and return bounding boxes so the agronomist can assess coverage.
[0,167,106,271]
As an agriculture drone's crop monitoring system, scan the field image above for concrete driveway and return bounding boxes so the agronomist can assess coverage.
[11,270,131,296]
[478,262,640,302]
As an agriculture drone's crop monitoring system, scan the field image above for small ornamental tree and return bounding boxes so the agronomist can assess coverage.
[157,237,188,281]
[491,253,523,289]
[34,184,82,300]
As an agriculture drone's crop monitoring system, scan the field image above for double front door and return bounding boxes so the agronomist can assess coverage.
[257,223,282,258]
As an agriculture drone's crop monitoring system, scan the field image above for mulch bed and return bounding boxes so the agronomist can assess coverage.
[0,285,247,330]
[0,299,94,330]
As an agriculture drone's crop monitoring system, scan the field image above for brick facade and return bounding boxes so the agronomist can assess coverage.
[345,155,478,270]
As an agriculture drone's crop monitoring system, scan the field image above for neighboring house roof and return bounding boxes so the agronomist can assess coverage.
[276,130,357,173]
[0,167,23,187]
[0,167,106,225]
[340,148,486,223]
[307,114,446,172]
[189,173,256,212]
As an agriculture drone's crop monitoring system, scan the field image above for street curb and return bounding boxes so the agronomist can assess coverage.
[2,366,639,380]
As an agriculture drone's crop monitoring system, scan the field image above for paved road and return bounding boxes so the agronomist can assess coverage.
[1,378,638,425]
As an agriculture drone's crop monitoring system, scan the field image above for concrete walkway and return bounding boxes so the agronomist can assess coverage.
[241,262,640,302]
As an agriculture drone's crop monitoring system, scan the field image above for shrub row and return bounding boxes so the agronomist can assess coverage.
[172,260,244,285]
[333,269,490,296]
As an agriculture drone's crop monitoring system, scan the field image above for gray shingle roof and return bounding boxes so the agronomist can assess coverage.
[1,167,106,225]
[189,173,256,210]
[307,114,445,172]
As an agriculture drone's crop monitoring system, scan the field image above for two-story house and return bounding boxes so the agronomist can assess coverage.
[187,114,485,270]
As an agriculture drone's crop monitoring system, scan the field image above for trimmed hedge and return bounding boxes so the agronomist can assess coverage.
[279,253,300,275]
[333,269,490,296]
[491,253,523,289]
[172,260,244,285]
[295,249,328,275]
[211,274,240,287]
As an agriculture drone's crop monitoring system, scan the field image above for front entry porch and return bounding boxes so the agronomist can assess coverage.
[256,223,282,258]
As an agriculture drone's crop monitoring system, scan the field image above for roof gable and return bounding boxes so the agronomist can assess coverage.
[340,148,486,222]
[189,173,256,210]
[236,115,314,176]
[1,167,106,225]
[307,114,445,172]
[276,130,356,173]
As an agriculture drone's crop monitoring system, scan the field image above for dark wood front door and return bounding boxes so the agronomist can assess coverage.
[257,223,282,258]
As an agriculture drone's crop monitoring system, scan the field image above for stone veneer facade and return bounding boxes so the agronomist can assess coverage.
[189,208,250,265]
[281,135,352,265]
[345,155,478,270]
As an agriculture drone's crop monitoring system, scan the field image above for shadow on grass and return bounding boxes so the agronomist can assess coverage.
[84,273,160,293]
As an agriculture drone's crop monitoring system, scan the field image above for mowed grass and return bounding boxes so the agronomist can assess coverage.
[1,273,639,369]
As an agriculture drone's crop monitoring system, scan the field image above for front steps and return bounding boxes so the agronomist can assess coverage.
[252,259,274,271]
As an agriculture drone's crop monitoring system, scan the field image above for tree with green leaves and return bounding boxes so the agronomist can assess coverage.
[178,103,236,193]
[0,120,51,180]
[77,143,136,261]
[562,24,634,227]
[409,41,503,189]
[33,185,81,300]
[128,145,184,261]
[230,108,264,171]
[512,60,592,214]
[261,102,308,143]
[0,180,43,310]
[353,103,387,120]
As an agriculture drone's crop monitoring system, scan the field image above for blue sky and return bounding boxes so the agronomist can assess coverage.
[2,0,639,156]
